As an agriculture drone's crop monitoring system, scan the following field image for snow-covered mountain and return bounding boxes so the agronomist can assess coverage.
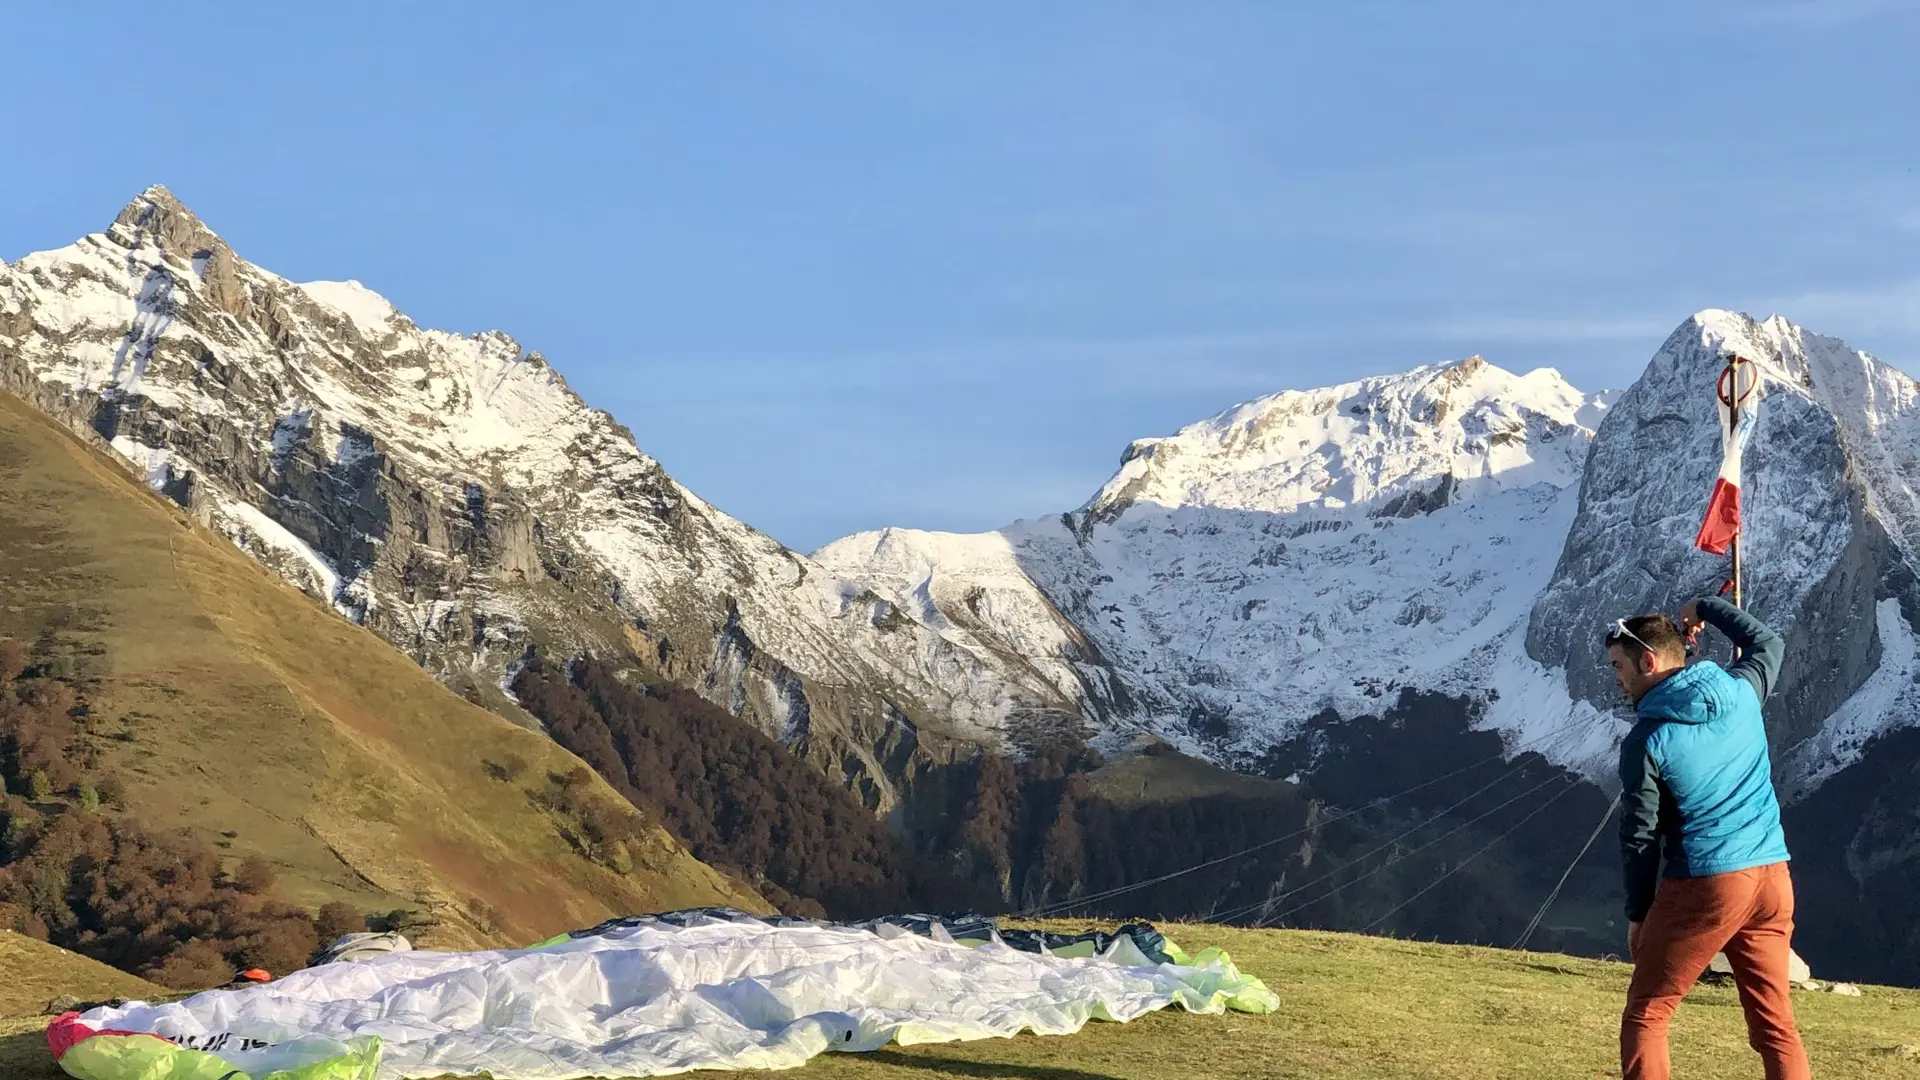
[817,359,1615,763]
[0,187,1087,811]
[8,188,1920,816]
[822,311,1920,801]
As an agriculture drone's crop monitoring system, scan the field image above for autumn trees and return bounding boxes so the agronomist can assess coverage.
[514,656,977,917]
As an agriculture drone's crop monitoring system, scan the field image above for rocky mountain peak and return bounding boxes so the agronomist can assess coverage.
[111,184,218,258]
[1086,355,1604,522]
[97,185,252,321]
[1521,308,1920,790]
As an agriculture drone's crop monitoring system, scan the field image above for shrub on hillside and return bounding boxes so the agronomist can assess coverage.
[95,772,128,809]
[484,754,529,782]
[315,901,367,942]
[233,855,276,895]
[0,640,27,684]
[227,902,321,973]
[466,897,505,935]
[146,939,231,989]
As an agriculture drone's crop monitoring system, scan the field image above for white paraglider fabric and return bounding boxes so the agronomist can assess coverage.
[69,919,1268,1079]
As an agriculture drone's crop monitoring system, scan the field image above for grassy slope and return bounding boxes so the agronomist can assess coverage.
[0,931,166,1016]
[0,389,761,950]
[0,932,171,1080]
[1085,747,1294,807]
[8,924,1916,1079]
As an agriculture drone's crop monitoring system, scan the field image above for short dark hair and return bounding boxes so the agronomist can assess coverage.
[1607,613,1687,665]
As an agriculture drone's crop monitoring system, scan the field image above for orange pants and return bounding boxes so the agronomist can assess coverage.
[1622,862,1809,1080]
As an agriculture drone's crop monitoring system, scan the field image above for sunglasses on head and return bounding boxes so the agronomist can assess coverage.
[1605,618,1656,655]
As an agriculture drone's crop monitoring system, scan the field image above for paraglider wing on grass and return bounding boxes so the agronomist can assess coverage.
[48,910,1275,1080]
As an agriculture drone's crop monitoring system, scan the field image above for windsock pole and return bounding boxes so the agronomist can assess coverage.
[1725,353,1744,611]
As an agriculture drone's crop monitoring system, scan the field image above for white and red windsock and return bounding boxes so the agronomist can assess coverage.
[1694,356,1761,555]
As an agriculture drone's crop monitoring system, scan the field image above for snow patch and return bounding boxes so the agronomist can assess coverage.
[499,646,534,707]
[109,266,176,394]
[211,497,378,624]
[299,279,398,339]
[1781,599,1920,799]
[272,411,313,461]
[1469,622,1621,777]
[334,427,377,469]
[109,436,171,490]
[216,498,342,609]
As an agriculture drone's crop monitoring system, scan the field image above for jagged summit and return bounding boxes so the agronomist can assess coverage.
[1085,353,1607,521]
[120,183,187,218]
[111,184,219,255]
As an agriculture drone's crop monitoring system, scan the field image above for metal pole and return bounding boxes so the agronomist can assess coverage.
[1730,539,1743,609]
[1724,354,1745,661]
[1726,354,1743,611]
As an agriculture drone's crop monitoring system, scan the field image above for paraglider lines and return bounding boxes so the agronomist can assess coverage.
[1359,779,1582,935]
[1239,771,1576,929]
[1021,711,1606,920]
[1512,791,1622,950]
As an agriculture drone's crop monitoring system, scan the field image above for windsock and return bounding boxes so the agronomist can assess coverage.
[1694,356,1760,555]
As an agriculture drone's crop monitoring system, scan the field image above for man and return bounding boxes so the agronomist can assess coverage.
[1605,597,1808,1080]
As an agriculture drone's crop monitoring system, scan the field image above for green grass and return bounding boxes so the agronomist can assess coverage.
[7,922,1916,1079]
[1084,748,1293,807]
[722,923,1920,1080]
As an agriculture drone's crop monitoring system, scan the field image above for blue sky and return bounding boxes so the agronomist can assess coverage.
[2,2,1915,551]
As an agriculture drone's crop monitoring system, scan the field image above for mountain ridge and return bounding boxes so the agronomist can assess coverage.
[818,350,1618,765]
[1,186,1081,819]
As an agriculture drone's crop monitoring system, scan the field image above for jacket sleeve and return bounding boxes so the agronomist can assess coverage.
[1618,726,1664,923]
[1696,595,1785,701]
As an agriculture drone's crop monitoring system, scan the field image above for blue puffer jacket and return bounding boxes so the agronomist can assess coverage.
[1617,597,1790,922]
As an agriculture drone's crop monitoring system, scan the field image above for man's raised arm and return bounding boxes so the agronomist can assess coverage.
[1694,595,1785,701]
